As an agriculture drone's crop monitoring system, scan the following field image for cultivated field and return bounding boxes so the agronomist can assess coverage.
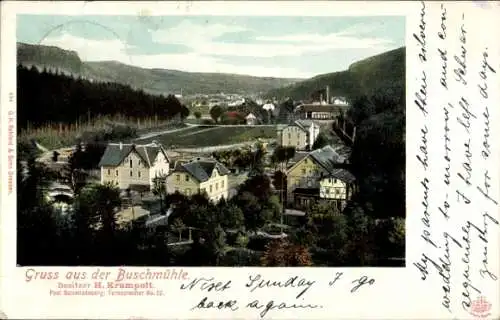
[141,125,277,148]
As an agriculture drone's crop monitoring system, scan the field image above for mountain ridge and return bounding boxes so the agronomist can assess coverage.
[17,42,302,95]
[264,46,406,102]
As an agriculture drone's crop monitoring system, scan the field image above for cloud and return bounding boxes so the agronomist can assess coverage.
[151,20,248,45]
[38,19,400,78]
[40,32,309,78]
[335,21,386,36]
[255,33,392,48]
[42,31,134,63]
[151,20,395,58]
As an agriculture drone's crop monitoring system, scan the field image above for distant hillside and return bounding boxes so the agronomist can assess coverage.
[265,47,405,102]
[17,42,301,95]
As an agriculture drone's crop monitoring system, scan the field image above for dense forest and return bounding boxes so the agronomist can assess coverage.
[339,59,405,221]
[17,65,190,129]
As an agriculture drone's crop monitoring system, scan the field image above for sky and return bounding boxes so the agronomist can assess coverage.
[17,15,405,78]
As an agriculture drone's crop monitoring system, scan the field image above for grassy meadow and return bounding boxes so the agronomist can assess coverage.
[141,125,277,148]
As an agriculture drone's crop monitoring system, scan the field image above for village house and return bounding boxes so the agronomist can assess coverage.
[294,103,342,120]
[331,96,349,106]
[98,141,170,191]
[245,112,258,125]
[285,145,352,208]
[276,120,320,151]
[166,157,230,202]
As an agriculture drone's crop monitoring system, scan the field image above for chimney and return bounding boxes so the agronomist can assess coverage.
[326,85,330,104]
[119,142,123,150]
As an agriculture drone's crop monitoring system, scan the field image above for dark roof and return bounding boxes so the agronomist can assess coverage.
[296,104,348,114]
[282,120,319,133]
[173,158,230,182]
[295,119,318,129]
[288,152,309,168]
[323,168,356,183]
[98,142,169,168]
[309,145,346,173]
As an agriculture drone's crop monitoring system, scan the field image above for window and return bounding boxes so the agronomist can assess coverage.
[115,170,119,176]
[209,185,213,193]
[335,189,340,195]
[301,168,306,175]
[221,180,224,188]
[130,159,133,168]
[324,187,330,194]
[130,170,133,177]
[176,174,180,181]
[216,182,219,190]
[334,179,337,184]
[185,188,191,196]
[287,133,291,140]
[185,175,189,182]
[138,171,141,178]
[138,160,142,166]
[107,169,111,175]
[328,178,332,183]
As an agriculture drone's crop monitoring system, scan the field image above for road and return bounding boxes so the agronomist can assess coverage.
[173,139,274,153]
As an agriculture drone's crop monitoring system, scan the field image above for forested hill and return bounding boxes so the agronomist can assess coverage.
[17,42,301,95]
[17,65,189,129]
[265,47,405,103]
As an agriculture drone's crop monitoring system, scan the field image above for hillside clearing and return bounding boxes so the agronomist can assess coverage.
[142,126,277,148]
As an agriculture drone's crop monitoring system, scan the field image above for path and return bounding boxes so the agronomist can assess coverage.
[135,123,277,141]
[173,139,274,153]
[180,126,220,137]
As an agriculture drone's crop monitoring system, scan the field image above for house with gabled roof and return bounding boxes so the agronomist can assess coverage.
[98,141,170,190]
[167,157,230,202]
[319,168,356,211]
[277,120,320,151]
[285,145,352,207]
[245,112,258,125]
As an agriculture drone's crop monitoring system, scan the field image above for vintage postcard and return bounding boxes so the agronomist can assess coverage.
[0,1,499,319]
